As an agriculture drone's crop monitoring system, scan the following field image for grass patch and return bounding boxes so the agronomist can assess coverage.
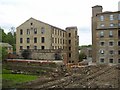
[2,69,11,74]
[2,74,38,88]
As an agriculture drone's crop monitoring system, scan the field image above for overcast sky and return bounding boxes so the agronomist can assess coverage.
[0,0,120,45]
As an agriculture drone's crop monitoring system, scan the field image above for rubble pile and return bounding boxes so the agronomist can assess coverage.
[23,65,120,89]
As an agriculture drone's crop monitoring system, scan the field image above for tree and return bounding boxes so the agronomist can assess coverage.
[0,28,16,52]
[79,52,87,62]
[1,46,8,61]
[0,28,7,42]
[21,50,31,59]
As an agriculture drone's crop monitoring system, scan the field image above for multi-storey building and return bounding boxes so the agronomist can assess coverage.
[92,5,120,64]
[16,18,79,63]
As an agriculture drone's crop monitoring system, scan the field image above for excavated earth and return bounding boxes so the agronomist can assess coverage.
[21,64,120,89]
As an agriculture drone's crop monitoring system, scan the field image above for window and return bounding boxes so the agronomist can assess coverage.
[100,24,105,27]
[52,37,54,43]
[60,31,62,36]
[69,47,71,50]
[27,38,30,43]
[41,27,45,34]
[20,46,23,50]
[118,41,120,46]
[63,40,64,44]
[20,38,23,43]
[27,46,30,49]
[110,15,114,20]
[58,30,59,35]
[27,29,30,35]
[100,31,104,37]
[118,31,120,38]
[100,15,104,21]
[34,28,37,34]
[63,32,64,37]
[119,14,120,20]
[34,46,37,50]
[119,23,120,27]
[41,37,45,43]
[118,59,120,63]
[69,53,71,58]
[41,46,45,50]
[100,50,104,54]
[109,31,113,37]
[109,50,114,55]
[58,38,59,44]
[31,23,33,25]
[20,29,23,35]
[60,39,62,44]
[100,42,105,46]
[110,23,114,27]
[69,33,71,37]
[69,40,71,44]
[100,59,104,62]
[109,59,113,63]
[34,37,37,43]
[118,50,120,55]
[109,41,114,46]
[55,38,57,43]
[100,58,104,63]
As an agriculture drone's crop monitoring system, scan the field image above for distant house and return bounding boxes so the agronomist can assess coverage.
[0,42,13,54]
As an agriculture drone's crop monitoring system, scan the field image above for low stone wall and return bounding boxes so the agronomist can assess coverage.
[25,49,67,60]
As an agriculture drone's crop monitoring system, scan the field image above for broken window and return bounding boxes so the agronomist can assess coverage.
[100,58,104,63]
[109,59,113,63]
[118,41,120,46]
[109,41,114,46]
[100,42,104,46]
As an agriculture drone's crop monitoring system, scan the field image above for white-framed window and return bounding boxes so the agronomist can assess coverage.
[100,15,104,21]
[110,15,114,20]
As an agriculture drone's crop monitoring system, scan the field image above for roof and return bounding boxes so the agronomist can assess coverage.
[92,5,102,8]
[96,11,120,15]
[66,26,77,30]
[0,42,13,47]
[17,17,65,31]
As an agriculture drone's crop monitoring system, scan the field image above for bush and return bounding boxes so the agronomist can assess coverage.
[21,50,31,59]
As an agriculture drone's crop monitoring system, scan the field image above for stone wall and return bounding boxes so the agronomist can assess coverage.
[24,49,67,60]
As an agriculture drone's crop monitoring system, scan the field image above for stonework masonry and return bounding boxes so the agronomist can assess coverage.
[16,18,79,63]
[92,5,120,64]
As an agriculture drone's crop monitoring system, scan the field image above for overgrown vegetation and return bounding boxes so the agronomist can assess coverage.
[21,50,31,59]
[1,46,8,61]
[2,69,38,88]
[79,52,87,62]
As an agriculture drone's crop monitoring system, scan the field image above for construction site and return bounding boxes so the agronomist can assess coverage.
[3,59,120,89]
